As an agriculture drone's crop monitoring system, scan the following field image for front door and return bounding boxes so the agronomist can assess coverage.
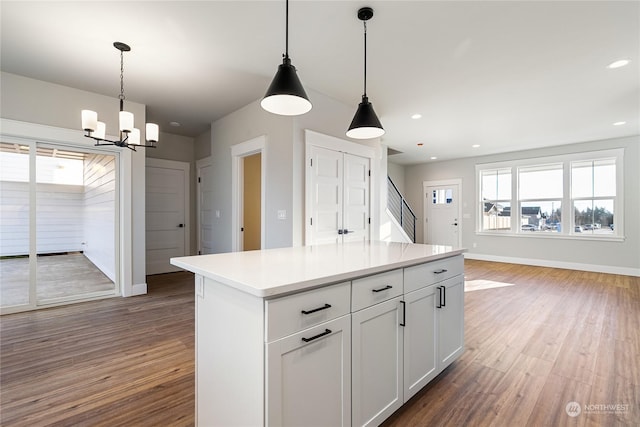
[423,182,460,247]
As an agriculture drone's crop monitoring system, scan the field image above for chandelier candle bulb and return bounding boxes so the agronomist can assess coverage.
[129,128,141,145]
[94,122,106,140]
[119,111,134,133]
[146,123,159,143]
[82,110,97,132]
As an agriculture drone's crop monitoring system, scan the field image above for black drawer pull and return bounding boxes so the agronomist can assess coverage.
[302,329,332,342]
[301,303,331,315]
[436,286,443,308]
[433,268,448,274]
[372,285,392,293]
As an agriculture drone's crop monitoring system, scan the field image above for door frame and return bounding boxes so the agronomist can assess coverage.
[304,130,376,246]
[231,136,266,252]
[145,157,190,273]
[423,179,463,247]
[196,156,212,255]
[0,119,127,314]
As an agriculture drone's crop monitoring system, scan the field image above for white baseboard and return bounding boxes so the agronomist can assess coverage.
[464,252,640,277]
[131,282,148,296]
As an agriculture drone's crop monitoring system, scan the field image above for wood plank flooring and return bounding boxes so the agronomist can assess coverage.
[1,261,638,426]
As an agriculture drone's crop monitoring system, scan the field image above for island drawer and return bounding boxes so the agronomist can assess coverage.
[351,269,403,312]
[404,254,464,293]
[265,281,351,342]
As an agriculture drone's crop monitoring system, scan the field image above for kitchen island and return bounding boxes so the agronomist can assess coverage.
[171,241,466,427]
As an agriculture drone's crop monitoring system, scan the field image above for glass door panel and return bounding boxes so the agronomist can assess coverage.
[34,145,117,305]
[0,142,32,309]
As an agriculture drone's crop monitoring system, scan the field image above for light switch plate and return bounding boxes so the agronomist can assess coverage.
[277,210,286,220]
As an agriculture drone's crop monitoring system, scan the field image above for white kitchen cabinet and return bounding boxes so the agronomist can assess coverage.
[437,276,465,368]
[266,315,351,427]
[172,242,466,427]
[352,296,403,427]
[403,284,438,401]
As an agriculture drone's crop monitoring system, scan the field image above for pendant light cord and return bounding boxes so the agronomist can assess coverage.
[284,0,289,59]
[363,20,367,97]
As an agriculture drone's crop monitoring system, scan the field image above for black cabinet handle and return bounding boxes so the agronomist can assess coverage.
[372,285,392,293]
[301,329,332,342]
[434,268,448,274]
[436,286,443,308]
[301,303,331,315]
[443,286,446,307]
[400,301,406,327]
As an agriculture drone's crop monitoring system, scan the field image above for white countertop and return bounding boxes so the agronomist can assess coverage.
[171,241,465,298]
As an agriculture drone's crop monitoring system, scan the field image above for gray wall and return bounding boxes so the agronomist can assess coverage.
[208,88,379,252]
[195,128,212,160]
[1,71,147,289]
[404,135,640,272]
[387,161,406,195]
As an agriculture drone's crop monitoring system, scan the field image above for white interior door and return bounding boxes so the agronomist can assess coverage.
[197,157,214,255]
[309,146,343,245]
[343,153,370,243]
[146,159,189,274]
[423,181,461,247]
[308,146,370,245]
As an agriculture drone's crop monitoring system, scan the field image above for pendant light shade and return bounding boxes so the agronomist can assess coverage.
[347,7,384,139]
[346,95,384,139]
[261,0,312,116]
[261,56,312,116]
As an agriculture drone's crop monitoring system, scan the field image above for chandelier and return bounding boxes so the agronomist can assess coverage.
[81,42,158,151]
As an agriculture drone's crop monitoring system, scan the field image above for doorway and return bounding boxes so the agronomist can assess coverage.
[242,153,261,251]
[231,136,265,252]
[423,179,462,247]
[145,158,189,274]
[0,142,119,313]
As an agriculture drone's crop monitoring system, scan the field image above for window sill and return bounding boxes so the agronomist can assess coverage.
[475,231,625,242]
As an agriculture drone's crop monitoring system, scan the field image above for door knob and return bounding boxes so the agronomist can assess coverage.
[178,224,184,228]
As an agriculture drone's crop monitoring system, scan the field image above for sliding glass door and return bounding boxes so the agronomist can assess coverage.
[0,141,119,312]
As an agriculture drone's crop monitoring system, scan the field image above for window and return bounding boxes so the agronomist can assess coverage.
[480,168,511,231]
[571,159,615,235]
[518,164,562,232]
[477,149,623,239]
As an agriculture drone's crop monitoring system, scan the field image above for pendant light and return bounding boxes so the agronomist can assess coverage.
[261,0,312,116]
[347,7,385,139]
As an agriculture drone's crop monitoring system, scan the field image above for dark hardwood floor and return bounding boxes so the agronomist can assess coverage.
[1,261,638,426]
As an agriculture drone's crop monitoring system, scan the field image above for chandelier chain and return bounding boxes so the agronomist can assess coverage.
[119,49,125,101]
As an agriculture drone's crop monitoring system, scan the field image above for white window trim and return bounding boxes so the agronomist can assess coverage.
[476,148,624,241]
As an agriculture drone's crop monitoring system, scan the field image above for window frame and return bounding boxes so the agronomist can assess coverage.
[476,148,624,241]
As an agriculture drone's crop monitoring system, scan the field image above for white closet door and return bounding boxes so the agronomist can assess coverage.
[308,147,370,246]
[146,161,188,274]
[343,153,370,243]
[309,146,343,245]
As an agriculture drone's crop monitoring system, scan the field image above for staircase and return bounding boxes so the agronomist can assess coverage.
[387,176,416,243]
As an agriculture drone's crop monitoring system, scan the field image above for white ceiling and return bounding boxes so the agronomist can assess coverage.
[1,1,638,165]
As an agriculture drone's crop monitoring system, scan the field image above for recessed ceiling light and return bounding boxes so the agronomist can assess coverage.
[472,144,480,148]
[170,121,181,127]
[613,121,626,126]
[411,114,422,120]
[607,59,630,69]
[430,156,437,160]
